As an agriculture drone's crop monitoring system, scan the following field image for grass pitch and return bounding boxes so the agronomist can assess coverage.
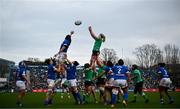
[0,92,179,108]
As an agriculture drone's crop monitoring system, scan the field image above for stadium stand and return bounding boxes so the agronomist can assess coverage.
[0,58,179,92]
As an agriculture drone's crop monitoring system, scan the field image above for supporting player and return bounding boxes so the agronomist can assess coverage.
[157,63,174,104]
[83,61,97,103]
[93,60,113,105]
[104,61,114,105]
[44,58,59,106]
[131,64,149,103]
[111,59,130,108]
[65,58,83,104]
[16,61,30,107]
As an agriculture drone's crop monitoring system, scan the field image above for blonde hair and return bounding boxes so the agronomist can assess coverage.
[99,33,106,42]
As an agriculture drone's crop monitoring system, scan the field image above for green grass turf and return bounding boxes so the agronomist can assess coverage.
[0,92,179,108]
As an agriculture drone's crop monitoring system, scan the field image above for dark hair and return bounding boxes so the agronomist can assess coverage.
[19,61,26,68]
[45,58,51,65]
[65,35,71,40]
[158,63,166,67]
[118,59,124,65]
[107,60,113,67]
[132,64,138,70]
[52,58,56,66]
[73,61,79,66]
[84,63,90,69]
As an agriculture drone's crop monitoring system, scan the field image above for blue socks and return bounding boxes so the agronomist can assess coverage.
[123,92,128,101]
[111,94,117,104]
[75,92,83,103]
[72,92,83,103]
[72,92,78,103]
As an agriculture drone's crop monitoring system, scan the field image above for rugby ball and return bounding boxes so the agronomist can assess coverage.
[74,20,82,26]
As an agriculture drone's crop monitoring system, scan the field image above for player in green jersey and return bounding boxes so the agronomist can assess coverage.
[92,60,106,104]
[88,26,106,72]
[83,62,97,103]
[93,60,113,105]
[131,64,149,103]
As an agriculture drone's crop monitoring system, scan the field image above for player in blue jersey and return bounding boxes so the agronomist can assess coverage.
[64,58,83,104]
[44,58,59,106]
[111,59,130,108]
[104,61,114,105]
[54,31,74,75]
[16,61,30,107]
[157,63,174,104]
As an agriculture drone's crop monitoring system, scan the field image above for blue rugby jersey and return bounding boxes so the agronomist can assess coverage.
[60,39,71,52]
[16,67,26,81]
[112,65,128,80]
[158,67,169,78]
[47,64,56,80]
[66,64,77,80]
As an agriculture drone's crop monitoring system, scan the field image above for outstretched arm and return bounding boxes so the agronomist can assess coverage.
[88,26,98,40]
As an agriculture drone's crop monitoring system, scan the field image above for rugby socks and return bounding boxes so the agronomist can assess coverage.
[111,94,117,104]
[142,92,147,99]
[75,92,83,103]
[160,98,164,104]
[111,89,119,105]
[72,92,78,103]
[133,94,137,102]
[123,92,128,101]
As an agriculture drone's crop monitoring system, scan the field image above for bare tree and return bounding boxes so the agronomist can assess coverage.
[164,44,180,64]
[133,44,163,68]
[124,57,133,65]
[156,49,164,64]
[164,44,172,64]
[171,45,179,64]
[100,48,118,63]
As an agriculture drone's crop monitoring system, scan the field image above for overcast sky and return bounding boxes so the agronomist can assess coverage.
[0,0,180,65]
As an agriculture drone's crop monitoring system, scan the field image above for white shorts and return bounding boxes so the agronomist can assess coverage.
[67,79,77,87]
[113,79,128,88]
[47,79,55,87]
[159,78,172,88]
[16,80,26,90]
[54,78,67,85]
[55,52,67,64]
[106,78,114,87]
